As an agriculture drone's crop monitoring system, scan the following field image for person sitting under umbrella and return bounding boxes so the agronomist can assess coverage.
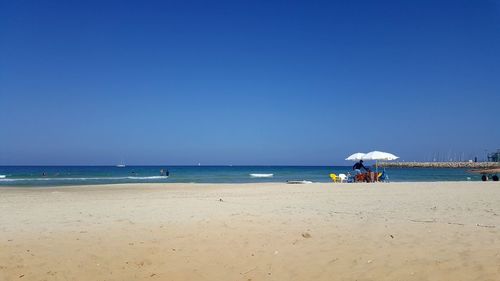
[353,160,368,174]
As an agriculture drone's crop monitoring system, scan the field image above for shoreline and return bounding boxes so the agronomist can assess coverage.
[0,166,487,186]
[0,180,494,190]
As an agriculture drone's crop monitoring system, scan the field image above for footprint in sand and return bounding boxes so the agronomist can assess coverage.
[301,232,311,238]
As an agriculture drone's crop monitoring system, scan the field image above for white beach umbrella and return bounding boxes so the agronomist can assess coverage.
[362,151,399,172]
[345,152,366,161]
[362,151,399,161]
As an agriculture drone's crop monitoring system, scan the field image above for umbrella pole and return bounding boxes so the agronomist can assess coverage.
[376,161,378,174]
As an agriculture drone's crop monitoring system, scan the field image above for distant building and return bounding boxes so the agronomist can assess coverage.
[487,149,500,162]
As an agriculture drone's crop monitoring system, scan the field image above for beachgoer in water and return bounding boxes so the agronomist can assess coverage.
[160,169,169,177]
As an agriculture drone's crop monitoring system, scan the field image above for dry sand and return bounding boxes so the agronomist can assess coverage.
[1,182,499,281]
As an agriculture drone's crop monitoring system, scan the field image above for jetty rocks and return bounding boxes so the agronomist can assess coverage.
[378,162,499,169]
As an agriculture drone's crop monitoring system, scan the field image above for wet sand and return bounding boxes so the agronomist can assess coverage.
[1,182,499,281]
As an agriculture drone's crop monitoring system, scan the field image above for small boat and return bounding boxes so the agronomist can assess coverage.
[250,173,274,178]
[116,164,126,168]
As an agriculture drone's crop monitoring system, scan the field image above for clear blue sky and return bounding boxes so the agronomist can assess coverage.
[1,0,499,165]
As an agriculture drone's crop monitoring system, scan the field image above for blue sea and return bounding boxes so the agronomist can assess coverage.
[0,166,481,187]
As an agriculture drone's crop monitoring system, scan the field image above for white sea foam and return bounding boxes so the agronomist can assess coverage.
[0,176,169,182]
[126,176,168,180]
[250,173,274,178]
[287,180,313,184]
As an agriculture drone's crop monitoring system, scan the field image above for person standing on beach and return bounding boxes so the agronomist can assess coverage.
[353,160,368,174]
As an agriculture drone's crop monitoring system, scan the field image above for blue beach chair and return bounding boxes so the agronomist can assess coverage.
[378,170,389,182]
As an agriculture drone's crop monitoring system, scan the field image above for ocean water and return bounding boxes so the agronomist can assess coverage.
[0,166,482,187]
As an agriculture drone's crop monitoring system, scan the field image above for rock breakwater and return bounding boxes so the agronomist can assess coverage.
[378,162,499,168]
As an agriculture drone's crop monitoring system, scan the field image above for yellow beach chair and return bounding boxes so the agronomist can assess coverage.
[330,173,340,183]
[331,173,348,183]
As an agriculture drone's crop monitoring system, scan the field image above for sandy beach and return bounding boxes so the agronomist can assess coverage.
[1,182,499,281]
